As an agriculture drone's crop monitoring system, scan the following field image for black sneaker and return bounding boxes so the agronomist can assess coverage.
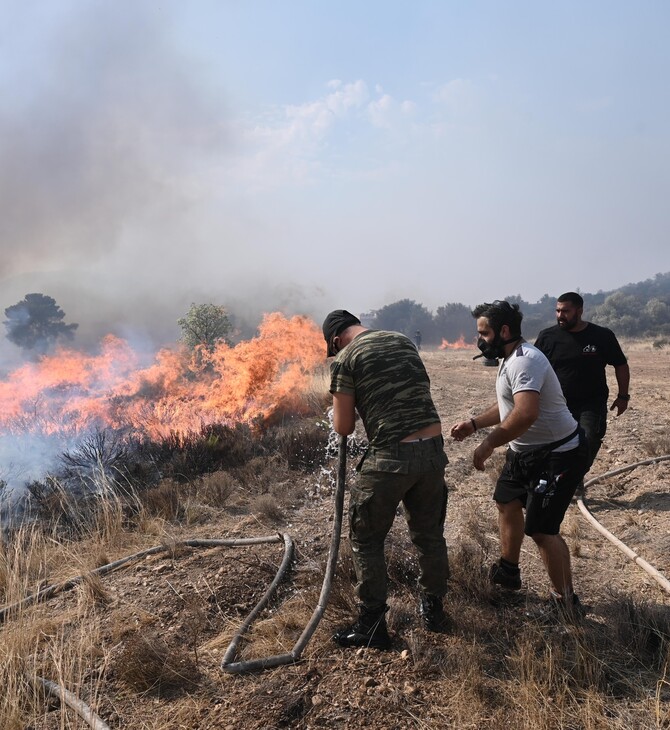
[333,606,391,650]
[489,561,522,590]
[419,594,451,633]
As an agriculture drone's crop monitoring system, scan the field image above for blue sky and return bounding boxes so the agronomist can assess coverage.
[1,0,668,347]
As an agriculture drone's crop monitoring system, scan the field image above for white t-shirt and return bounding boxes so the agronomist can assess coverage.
[496,341,579,453]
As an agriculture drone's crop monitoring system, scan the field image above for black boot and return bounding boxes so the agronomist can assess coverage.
[489,559,522,590]
[333,605,391,649]
[419,594,451,633]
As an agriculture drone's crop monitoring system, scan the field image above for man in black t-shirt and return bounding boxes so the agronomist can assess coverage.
[535,292,630,476]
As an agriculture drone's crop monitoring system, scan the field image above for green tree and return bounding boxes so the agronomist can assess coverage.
[434,303,473,341]
[645,298,670,328]
[371,299,436,343]
[591,292,640,336]
[3,293,78,354]
[177,303,232,351]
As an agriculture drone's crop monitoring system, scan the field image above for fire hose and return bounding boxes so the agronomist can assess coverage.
[0,434,348,725]
[30,675,112,730]
[220,433,347,672]
[576,454,670,595]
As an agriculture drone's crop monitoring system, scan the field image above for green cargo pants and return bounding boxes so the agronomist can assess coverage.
[349,434,449,610]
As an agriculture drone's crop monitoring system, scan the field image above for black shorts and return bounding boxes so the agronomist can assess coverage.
[493,442,589,536]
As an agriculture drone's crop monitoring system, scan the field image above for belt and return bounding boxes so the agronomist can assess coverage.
[371,434,444,457]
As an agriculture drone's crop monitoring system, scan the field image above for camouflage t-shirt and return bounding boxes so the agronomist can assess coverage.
[329,330,440,447]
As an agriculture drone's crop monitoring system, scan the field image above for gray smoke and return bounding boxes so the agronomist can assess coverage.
[0,2,326,358]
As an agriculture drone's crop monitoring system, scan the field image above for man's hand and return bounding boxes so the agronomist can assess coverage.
[610,397,629,416]
[473,440,494,471]
[450,420,475,442]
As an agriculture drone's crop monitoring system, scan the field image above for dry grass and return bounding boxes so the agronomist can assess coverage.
[2,497,669,730]
[301,367,332,415]
[139,480,185,522]
[2,397,670,728]
[0,527,49,603]
[0,529,115,728]
[269,418,330,471]
[643,433,670,457]
[564,510,586,557]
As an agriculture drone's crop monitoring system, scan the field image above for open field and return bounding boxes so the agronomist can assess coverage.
[1,343,669,728]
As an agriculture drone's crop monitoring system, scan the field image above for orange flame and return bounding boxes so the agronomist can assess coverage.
[439,335,475,350]
[0,313,325,441]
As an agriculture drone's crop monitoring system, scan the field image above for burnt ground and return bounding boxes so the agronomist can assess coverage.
[14,342,670,729]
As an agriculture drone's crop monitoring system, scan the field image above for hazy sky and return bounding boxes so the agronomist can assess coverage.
[1,0,669,348]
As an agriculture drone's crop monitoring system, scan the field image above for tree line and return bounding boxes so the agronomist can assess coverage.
[366,271,670,345]
[4,272,669,357]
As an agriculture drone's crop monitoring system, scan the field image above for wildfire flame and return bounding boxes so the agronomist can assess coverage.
[439,335,475,350]
[0,313,325,442]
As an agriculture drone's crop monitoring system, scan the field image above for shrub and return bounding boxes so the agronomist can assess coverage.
[264,418,330,471]
[116,632,200,695]
[143,423,257,482]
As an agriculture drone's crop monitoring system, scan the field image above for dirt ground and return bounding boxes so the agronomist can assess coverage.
[19,342,670,729]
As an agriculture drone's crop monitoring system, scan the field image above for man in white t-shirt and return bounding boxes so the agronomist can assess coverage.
[451,300,589,619]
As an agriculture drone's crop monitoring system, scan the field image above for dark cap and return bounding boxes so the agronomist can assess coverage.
[322,309,361,357]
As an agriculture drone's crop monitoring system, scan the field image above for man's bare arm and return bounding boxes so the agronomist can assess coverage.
[473,391,540,470]
[333,392,356,435]
[611,363,631,415]
[450,402,501,441]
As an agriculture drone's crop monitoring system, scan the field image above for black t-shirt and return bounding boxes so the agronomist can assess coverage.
[534,323,627,407]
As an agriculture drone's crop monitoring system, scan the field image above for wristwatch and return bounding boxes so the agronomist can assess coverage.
[616,394,630,401]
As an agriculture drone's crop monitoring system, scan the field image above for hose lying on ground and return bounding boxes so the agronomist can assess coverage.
[0,535,292,625]
[577,454,670,595]
[30,674,111,730]
[220,433,347,672]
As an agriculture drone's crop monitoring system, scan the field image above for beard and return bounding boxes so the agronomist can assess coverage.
[557,314,579,330]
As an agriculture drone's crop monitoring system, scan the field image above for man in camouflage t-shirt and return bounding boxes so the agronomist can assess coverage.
[323,310,450,649]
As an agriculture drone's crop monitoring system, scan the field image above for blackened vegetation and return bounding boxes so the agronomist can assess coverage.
[60,429,130,481]
[138,423,259,482]
[22,417,331,536]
